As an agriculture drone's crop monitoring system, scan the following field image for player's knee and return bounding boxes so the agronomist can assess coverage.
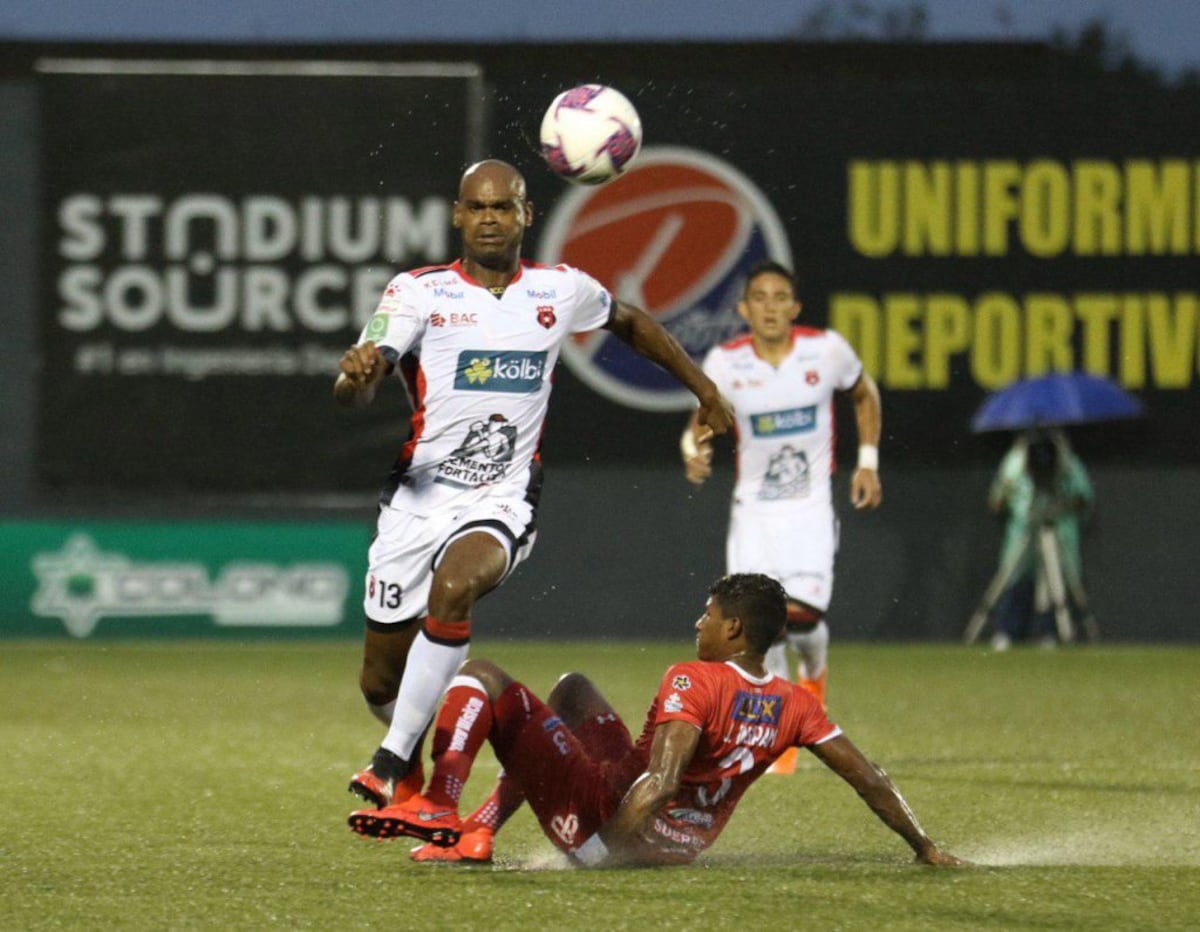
[427,570,490,619]
[359,662,400,707]
[547,672,603,725]
[458,658,510,700]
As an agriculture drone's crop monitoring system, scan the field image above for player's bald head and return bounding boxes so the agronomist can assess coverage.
[459,160,527,200]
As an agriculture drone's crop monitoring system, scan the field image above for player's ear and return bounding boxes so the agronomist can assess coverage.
[726,614,745,642]
[736,300,750,323]
[789,299,802,320]
[452,201,463,229]
[524,199,534,227]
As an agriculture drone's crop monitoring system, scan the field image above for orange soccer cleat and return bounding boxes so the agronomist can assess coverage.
[348,793,461,846]
[410,824,495,864]
[798,670,827,708]
[348,758,424,809]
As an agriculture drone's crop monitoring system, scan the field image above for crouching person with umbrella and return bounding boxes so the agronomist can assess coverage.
[964,372,1143,648]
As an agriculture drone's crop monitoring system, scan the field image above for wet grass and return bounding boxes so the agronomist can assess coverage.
[2,640,1197,929]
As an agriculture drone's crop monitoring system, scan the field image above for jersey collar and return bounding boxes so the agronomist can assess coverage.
[451,258,527,290]
[724,660,774,685]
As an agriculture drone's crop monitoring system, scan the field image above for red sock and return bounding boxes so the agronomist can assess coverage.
[464,769,525,832]
[427,679,492,808]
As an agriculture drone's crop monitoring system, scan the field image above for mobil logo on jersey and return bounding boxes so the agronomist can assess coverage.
[538,147,792,411]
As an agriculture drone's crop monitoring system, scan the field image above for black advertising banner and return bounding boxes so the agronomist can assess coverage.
[36,48,1200,501]
[487,48,1200,469]
[38,60,482,493]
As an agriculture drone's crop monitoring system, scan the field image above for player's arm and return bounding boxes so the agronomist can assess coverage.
[334,341,389,408]
[808,734,967,866]
[606,299,733,437]
[680,408,714,486]
[578,720,700,867]
[846,372,883,511]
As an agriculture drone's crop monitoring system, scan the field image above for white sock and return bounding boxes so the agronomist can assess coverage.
[786,620,829,680]
[380,631,469,761]
[367,699,395,726]
[764,640,791,680]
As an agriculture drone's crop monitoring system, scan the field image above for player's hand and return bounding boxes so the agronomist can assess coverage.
[684,442,713,486]
[696,390,734,437]
[339,341,386,389]
[850,468,882,511]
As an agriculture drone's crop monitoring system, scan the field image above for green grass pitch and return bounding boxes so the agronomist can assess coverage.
[2,640,1198,930]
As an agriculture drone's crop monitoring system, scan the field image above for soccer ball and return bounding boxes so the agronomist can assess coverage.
[539,84,643,186]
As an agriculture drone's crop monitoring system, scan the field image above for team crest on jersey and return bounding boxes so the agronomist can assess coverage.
[671,674,692,690]
[806,369,820,385]
[537,306,557,329]
[539,147,792,412]
[435,414,518,489]
[760,446,811,501]
[664,692,684,714]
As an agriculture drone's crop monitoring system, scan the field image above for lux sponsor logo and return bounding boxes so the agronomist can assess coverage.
[30,534,347,637]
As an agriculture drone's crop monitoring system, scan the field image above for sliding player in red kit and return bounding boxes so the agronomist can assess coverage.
[349,574,964,868]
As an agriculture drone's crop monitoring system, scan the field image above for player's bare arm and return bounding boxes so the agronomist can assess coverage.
[606,299,734,436]
[809,734,967,866]
[680,409,715,486]
[846,372,883,511]
[334,341,388,408]
[592,719,700,866]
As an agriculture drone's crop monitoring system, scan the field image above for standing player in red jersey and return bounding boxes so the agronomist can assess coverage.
[335,159,733,815]
[681,261,882,773]
[349,574,964,869]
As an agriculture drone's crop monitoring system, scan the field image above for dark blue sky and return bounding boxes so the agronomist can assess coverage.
[1,1,1196,74]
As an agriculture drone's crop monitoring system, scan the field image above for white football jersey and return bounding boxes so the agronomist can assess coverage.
[702,327,863,510]
[356,259,613,510]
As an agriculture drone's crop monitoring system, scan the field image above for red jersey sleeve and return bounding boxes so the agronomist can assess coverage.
[653,663,716,731]
[792,683,842,746]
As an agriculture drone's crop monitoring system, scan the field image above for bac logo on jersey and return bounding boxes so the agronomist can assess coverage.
[732,691,782,725]
[752,405,817,437]
[538,147,792,412]
[454,351,548,393]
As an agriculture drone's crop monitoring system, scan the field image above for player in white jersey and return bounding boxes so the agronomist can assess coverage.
[681,262,881,771]
[335,160,733,813]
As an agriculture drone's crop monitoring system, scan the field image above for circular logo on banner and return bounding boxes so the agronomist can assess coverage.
[537,146,792,411]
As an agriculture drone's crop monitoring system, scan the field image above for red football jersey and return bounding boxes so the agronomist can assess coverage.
[630,660,841,863]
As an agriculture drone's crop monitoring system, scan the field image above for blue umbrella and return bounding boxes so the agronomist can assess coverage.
[971,371,1144,433]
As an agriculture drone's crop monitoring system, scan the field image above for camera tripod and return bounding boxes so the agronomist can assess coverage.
[963,522,1099,645]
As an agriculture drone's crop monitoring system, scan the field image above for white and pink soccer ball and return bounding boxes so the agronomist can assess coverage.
[539,84,643,186]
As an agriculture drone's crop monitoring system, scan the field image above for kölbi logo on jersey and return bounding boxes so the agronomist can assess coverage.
[538,147,792,411]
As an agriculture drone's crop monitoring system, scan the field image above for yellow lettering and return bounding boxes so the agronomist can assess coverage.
[848,162,898,257]
[884,295,923,388]
[829,294,881,377]
[1125,160,1190,255]
[923,294,970,388]
[1075,294,1119,376]
[983,161,1022,256]
[971,292,1021,388]
[1146,292,1196,387]
[1120,295,1146,387]
[1020,160,1070,257]
[1073,160,1122,255]
[903,161,952,256]
[954,161,980,255]
[1024,293,1073,374]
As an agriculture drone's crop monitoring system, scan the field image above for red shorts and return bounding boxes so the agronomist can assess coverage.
[490,682,645,856]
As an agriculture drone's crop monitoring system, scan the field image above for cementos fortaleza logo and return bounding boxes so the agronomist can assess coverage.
[538,147,792,411]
